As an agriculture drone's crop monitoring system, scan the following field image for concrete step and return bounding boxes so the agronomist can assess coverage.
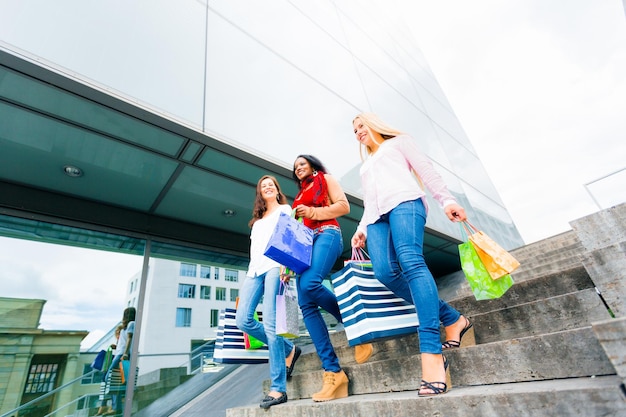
[508,231,584,281]
[278,326,614,400]
[511,230,581,259]
[469,287,612,344]
[231,375,626,417]
[439,265,594,314]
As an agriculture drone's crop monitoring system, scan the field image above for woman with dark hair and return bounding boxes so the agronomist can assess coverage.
[101,307,136,415]
[290,155,371,402]
[236,175,300,409]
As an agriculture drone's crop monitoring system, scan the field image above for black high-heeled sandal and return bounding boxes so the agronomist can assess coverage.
[442,316,474,350]
[418,356,450,397]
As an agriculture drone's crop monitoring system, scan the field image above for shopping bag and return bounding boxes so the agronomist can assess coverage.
[463,221,520,279]
[213,308,269,364]
[90,349,106,371]
[264,211,313,274]
[119,360,130,385]
[244,311,265,349]
[106,364,124,393]
[459,239,514,300]
[276,281,300,338]
[331,254,419,347]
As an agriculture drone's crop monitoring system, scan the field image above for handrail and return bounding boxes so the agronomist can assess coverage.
[42,394,90,417]
[2,342,218,417]
[583,167,625,210]
[0,370,98,417]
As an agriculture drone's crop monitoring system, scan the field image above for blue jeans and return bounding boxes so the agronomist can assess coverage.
[236,267,294,393]
[103,354,123,411]
[296,228,343,372]
[366,199,461,354]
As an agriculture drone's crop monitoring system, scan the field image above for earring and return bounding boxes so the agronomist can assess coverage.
[313,170,318,176]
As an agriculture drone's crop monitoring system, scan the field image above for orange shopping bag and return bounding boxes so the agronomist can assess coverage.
[462,221,520,280]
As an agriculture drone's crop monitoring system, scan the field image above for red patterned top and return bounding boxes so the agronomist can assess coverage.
[292,172,340,231]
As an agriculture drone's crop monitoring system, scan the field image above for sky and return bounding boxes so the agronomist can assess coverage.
[407,0,626,244]
[1,1,625,348]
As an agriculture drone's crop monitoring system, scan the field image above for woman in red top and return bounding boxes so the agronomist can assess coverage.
[290,154,353,402]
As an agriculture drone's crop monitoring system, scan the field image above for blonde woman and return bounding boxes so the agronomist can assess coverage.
[351,113,472,397]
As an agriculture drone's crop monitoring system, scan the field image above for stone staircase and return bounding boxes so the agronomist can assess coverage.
[225,204,626,417]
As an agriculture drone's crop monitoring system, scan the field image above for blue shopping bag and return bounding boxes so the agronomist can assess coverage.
[263,211,313,274]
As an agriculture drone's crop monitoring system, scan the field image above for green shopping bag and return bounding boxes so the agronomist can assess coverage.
[459,239,514,300]
[244,311,265,350]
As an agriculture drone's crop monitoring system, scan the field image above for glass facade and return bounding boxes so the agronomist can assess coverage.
[0,0,523,247]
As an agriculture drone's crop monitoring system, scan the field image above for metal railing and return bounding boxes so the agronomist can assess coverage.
[2,342,221,417]
[0,371,98,417]
[584,167,626,210]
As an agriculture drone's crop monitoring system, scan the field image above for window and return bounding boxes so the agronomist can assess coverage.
[230,288,239,302]
[200,265,211,279]
[176,308,192,327]
[81,364,103,385]
[214,267,220,280]
[210,309,219,327]
[215,287,226,301]
[225,269,239,282]
[178,284,196,298]
[24,363,58,394]
[200,285,211,300]
[180,263,197,277]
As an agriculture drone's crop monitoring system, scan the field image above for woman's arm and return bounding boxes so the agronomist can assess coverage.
[122,332,133,358]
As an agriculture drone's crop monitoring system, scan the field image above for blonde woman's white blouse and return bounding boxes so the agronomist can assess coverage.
[357,135,457,236]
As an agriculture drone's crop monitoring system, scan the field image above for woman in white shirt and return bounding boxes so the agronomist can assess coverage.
[350,113,472,397]
[235,175,300,409]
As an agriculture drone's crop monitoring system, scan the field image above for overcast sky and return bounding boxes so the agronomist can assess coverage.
[407,0,626,244]
[1,1,625,348]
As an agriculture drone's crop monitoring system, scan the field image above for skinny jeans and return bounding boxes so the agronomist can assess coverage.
[236,267,294,393]
[296,228,343,372]
[366,199,461,354]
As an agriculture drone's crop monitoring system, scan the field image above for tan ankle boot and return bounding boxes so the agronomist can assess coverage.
[312,369,349,402]
[354,343,373,364]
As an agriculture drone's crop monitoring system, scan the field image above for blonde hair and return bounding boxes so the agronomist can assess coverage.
[353,113,405,158]
[353,113,424,189]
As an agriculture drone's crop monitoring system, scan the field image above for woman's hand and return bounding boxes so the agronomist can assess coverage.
[294,204,312,219]
[280,266,295,283]
[351,231,366,248]
[445,203,467,222]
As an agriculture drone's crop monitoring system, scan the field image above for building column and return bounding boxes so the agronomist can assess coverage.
[1,352,32,415]
[53,353,81,414]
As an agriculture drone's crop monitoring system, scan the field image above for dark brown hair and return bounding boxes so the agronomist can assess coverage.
[249,175,288,227]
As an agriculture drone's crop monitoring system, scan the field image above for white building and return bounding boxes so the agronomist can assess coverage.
[127,258,246,375]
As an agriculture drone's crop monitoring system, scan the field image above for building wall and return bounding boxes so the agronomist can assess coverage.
[0,0,523,249]
[0,298,100,416]
[128,258,246,375]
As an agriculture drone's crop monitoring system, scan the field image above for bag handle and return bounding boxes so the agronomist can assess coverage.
[290,208,304,223]
[350,247,370,261]
[460,220,479,237]
[279,279,294,296]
